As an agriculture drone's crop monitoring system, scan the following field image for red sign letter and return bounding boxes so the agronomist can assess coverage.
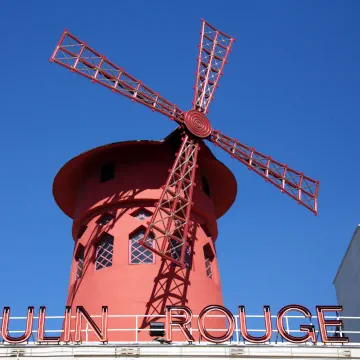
[277,305,316,344]
[239,305,272,343]
[165,306,195,343]
[75,306,108,343]
[198,305,235,343]
[37,306,60,343]
[1,307,34,344]
[62,306,72,342]
[316,306,349,344]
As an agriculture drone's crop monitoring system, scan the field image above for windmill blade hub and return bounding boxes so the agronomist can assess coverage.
[184,110,212,138]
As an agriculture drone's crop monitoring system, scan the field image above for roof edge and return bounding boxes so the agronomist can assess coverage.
[333,224,360,284]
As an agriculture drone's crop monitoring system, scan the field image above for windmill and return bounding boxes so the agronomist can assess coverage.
[50,19,319,269]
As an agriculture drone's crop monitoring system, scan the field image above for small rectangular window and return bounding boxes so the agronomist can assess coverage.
[77,225,87,239]
[76,247,85,279]
[95,233,114,270]
[100,163,115,183]
[201,223,212,238]
[203,244,214,279]
[202,176,211,197]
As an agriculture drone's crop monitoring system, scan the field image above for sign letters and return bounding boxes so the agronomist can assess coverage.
[0,304,349,345]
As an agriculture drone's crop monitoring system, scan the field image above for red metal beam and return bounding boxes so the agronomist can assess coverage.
[140,135,199,266]
[50,30,185,123]
[211,130,319,214]
[193,20,234,114]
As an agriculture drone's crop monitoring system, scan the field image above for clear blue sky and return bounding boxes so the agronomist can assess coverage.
[0,0,359,318]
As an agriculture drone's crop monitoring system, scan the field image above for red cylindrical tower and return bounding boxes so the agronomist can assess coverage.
[53,130,237,342]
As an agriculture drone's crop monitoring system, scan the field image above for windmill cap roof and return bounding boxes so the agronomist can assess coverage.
[53,130,237,220]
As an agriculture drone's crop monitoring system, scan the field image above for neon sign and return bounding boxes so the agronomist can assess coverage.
[0,304,348,344]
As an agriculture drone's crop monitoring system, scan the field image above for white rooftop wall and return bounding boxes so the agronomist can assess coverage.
[0,344,359,359]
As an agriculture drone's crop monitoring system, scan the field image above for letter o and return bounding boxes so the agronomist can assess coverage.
[198,305,235,343]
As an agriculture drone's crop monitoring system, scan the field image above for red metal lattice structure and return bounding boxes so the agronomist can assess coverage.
[50,20,320,267]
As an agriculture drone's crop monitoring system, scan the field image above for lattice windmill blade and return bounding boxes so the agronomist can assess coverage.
[139,134,200,267]
[210,130,320,214]
[50,19,320,271]
[193,20,235,114]
[50,30,185,123]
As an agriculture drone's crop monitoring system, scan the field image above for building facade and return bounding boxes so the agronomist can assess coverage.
[334,225,360,342]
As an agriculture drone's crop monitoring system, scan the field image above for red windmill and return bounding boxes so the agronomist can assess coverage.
[50,20,319,270]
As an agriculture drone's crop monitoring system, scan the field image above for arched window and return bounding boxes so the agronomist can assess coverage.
[131,208,152,220]
[203,243,214,279]
[129,228,154,264]
[170,233,192,269]
[96,213,114,226]
[75,246,85,279]
[95,233,114,270]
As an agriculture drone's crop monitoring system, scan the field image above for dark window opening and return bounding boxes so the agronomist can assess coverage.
[170,233,191,269]
[203,243,214,279]
[202,176,211,197]
[95,233,114,270]
[201,223,212,238]
[100,163,115,183]
[75,246,85,279]
[96,213,114,226]
[77,225,88,239]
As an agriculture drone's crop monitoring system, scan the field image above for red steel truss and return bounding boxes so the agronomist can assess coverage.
[211,130,319,214]
[50,20,320,266]
[139,135,199,266]
[193,20,234,114]
[50,30,184,123]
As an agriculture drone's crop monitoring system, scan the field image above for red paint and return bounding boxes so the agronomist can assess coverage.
[75,306,108,343]
[277,305,316,344]
[1,307,34,344]
[239,305,272,343]
[53,131,237,341]
[165,306,195,343]
[37,307,60,343]
[197,305,235,343]
[316,306,349,343]
[1,304,350,344]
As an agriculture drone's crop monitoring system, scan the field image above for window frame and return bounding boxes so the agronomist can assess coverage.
[131,208,153,221]
[96,213,115,226]
[203,243,215,279]
[170,236,192,269]
[74,244,85,280]
[129,227,155,265]
[95,233,114,271]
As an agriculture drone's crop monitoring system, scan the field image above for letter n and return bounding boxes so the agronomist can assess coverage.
[75,306,108,343]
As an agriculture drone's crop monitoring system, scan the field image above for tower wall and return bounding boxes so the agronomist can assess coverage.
[53,133,237,341]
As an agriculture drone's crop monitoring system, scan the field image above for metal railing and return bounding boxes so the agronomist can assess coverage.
[1,313,360,345]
